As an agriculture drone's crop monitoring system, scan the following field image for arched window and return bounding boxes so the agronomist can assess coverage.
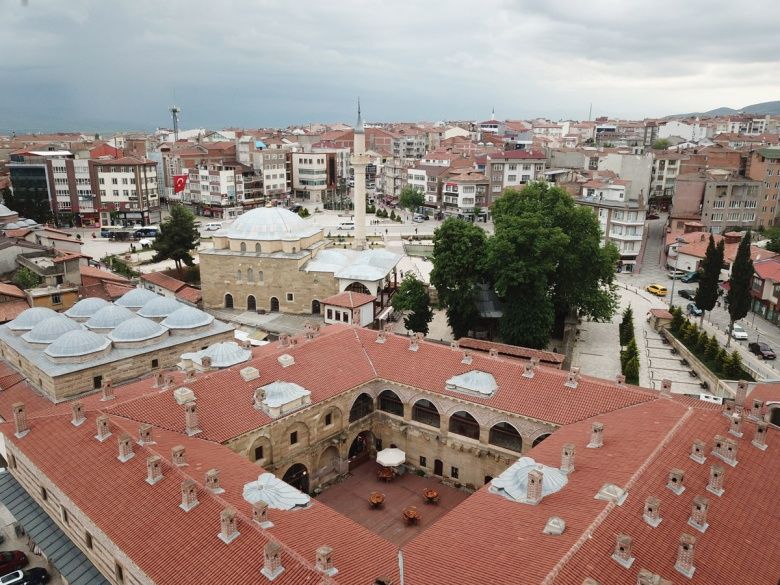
[282,463,309,493]
[412,399,440,428]
[449,411,480,440]
[247,268,254,283]
[378,390,403,417]
[532,433,551,448]
[236,269,242,282]
[258,270,264,283]
[247,295,256,311]
[224,293,233,309]
[345,282,370,295]
[256,243,262,254]
[489,422,522,452]
[270,297,280,312]
[240,242,247,252]
[311,300,321,315]
[349,393,374,422]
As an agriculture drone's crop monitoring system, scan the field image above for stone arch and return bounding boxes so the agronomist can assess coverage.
[349,392,374,422]
[320,405,343,429]
[311,299,321,315]
[448,410,480,440]
[247,295,257,312]
[345,282,370,295]
[282,420,311,448]
[248,434,272,464]
[317,445,341,480]
[240,242,247,253]
[281,462,309,493]
[255,243,262,254]
[488,421,523,452]
[347,429,375,464]
[411,398,440,428]
[270,296,280,312]
[408,393,447,416]
[442,402,491,427]
[377,389,404,417]
[531,432,552,448]
[224,293,234,309]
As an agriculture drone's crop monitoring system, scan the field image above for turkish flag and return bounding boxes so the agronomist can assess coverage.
[173,174,188,193]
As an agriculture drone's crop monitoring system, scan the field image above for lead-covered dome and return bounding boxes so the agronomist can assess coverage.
[137,296,185,319]
[109,316,167,343]
[22,315,83,344]
[181,341,251,368]
[45,329,111,358]
[221,207,320,241]
[7,307,58,331]
[161,306,214,330]
[65,297,110,319]
[115,288,159,309]
[86,305,136,330]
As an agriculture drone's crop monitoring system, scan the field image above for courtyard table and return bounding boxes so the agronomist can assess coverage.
[369,491,385,508]
[423,488,439,504]
[377,467,395,482]
[403,505,421,525]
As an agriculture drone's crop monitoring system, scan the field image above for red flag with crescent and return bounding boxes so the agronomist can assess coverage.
[173,174,187,193]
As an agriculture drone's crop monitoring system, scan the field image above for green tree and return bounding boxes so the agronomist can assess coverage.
[725,350,744,379]
[670,305,685,333]
[624,355,640,385]
[619,305,635,347]
[430,218,487,338]
[696,331,710,354]
[12,266,42,289]
[684,322,700,346]
[726,231,754,346]
[398,186,424,212]
[298,207,310,218]
[705,334,720,362]
[695,235,721,326]
[764,227,780,254]
[151,204,199,273]
[715,348,729,375]
[391,275,433,335]
[652,138,671,150]
[621,338,639,372]
[1,186,53,225]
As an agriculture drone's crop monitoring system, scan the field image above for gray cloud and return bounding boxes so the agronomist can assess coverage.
[0,0,778,132]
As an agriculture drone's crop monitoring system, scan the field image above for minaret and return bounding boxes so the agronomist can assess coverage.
[351,100,369,250]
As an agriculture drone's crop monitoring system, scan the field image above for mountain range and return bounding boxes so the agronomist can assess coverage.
[667,100,780,118]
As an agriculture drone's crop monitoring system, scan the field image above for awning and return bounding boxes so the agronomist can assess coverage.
[376,306,394,321]
[0,471,109,585]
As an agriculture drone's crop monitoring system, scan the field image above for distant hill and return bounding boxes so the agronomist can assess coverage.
[667,100,780,119]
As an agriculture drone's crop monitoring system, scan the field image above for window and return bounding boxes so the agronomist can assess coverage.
[349,393,374,422]
[378,390,404,417]
[40,486,48,501]
[93,375,102,390]
[290,431,298,445]
[451,466,459,479]
[115,562,125,584]
[254,445,264,461]
[712,199,725,208]
[111,178,118,185]
[324,412,332,426]
[51,293,62,305]
[286,292,294,302]
[448,411,480,439]
[85,531,93,550]
[151,359,159,368]
[327,308,333,319]
[420,456,427,467]
[412,399,440,427]
[489,422,523,452]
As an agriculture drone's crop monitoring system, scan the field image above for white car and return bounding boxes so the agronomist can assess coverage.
[731,324,749,340]
[204,222,223,231]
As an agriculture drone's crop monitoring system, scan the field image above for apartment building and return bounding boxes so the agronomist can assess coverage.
[650,151,688,201]
[746,148,780,225]
[380,157,413,197]
[391,128,427,159]
[476,150,547,205]
[92,157,160,226]
[291,152,336,202]
[441,168,489,219]
[406,164,448,210]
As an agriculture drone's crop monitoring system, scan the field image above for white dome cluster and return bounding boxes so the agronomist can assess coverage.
[222,207,320,241]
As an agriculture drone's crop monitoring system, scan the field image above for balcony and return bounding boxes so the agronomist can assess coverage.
[609,232,643,241]
[610,216,645,226]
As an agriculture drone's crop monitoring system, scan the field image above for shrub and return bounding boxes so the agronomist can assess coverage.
[683,322,700,346]
[619,305,634,347]
[624,355,640,385]
[725,350,745,379]
[670,306,685,333]
[715,348,729,374]
[696,331,709,354]
[705,335,720,362]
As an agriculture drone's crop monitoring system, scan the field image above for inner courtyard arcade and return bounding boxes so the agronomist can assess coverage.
[225,379,557,494]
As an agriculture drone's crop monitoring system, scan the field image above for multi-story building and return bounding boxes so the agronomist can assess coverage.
[650,151,689,203]
[379,157,412,197]
[255,149,289,198]
[477,150,547,206]
[406,164,448,210]
[92,157,160,226]
[8,150,77,225]
[441,168,489,219]
[182,165,245,219]
[390,128,427,159]
[745,148,780,225]
[291,152,337,202]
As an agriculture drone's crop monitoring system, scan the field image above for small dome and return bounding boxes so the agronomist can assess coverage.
[181,341,250,368]
[6,307,58,331]
[109,317,167,342]
[22,315,83,344]
[86,305,136,330]
[45,329,111,358]
[0,205,16,218]
[161,306,214,329]
[65,297,110,319]
[4,222,21,230]
[137,296,185,318]
[19,219,38,227]
[115,288,159,308]
[222,207,320,241]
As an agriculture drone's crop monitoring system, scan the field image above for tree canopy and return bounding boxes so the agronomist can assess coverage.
[695,235,723,323]
[398,186,425,212]
[152,204,199,273]
[13,266,42,289]
[391,275,433,335]
[652,138,671,150]
[726,231,754,344]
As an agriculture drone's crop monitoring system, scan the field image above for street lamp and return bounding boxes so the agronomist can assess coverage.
[668,236,687,310]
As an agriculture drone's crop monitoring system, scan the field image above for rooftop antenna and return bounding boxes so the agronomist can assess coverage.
[170,105,181,141]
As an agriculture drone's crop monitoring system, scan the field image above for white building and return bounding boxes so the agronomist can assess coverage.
[93,157,160,226]
[658,120,711,143]
[182,166,244,217]
[292,152,332,202]
[322,291,376,327]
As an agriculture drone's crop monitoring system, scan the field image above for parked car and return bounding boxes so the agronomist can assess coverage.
[646,284,668,296]
[681,271,700,283]
[731,324,749,340]
[0,552,27,575]
[748,342,776,360]
[204,222,223,231]
[686,303,703,316]
[678,289,697,300]
[0,568,48,585]
[667,269,686,280]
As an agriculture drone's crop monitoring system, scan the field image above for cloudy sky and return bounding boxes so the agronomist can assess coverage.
[1,0,778,132]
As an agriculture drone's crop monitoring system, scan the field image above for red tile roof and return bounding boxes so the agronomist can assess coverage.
[458,337,565,365]
[322,291,376,309]
[140,272,187,293]
[175,285,202,305]
[0,300,29,323]
[0,283,26,299]
[79,265,131,284]
[753,258,780,283]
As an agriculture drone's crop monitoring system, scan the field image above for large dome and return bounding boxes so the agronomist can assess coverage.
[22,315,83,344]
[86,305,136,330]
[7,307,58,331]
[65,297,110,319]
[221,207,320,241]
[109,316,167,343]
[45,329,111,358]
[137,296,185,319]
[115,288,159,309]
[161,306,213,330]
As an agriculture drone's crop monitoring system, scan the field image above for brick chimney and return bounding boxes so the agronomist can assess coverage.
[279,334,290,348]
[615,373,625,387]
[752,421,768,450]
[526,468,543,504]
[749,399,764,421]
[461,350,473,365]
[522,361,535,379]
[218,507,240,544]
[100,377,114,401]
[138,423,154,445]
[564,366,580,388]
[487,347,498,358]
[201,356,213,370]
[315,545,337,576]
[154,371,165,387]
[450,340,459,351]
[95,415,112,442]
[688,495,709,532]
[660,378,672,397]
[12,403,29,439]
[722,398,736,417]
[408,337,419,352]
[735,380,747,411]
[261,540,284,580]
[643,496,661,527]
[667,468,685,495]
[375,330,387,344]
[637,569,673,585]
[180,479,198,512]
[117,433,135,462]
[587,422,604,448]
[163,373,174,387]
[70,401,85,427]
[253,500,273,528]
[612,533,635,569]
[706,463,725,496]
[674,533,697,578]
[713,435,738,467]
[689,439,706,464]
[253,387,266,410]
[184,402,201,436]
[206,469,224,494]
[728,413,743,437]
[560,443,575,474]
[172,445,187,466]
[146,455,163,485]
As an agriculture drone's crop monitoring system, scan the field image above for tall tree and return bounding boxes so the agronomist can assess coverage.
[619,305,635,347]
[725,231,754,346]
[695,235,721,325]
[152,204,199,273]
[430,218,486,338]
[398,186,425,213]
[391,275,434,335]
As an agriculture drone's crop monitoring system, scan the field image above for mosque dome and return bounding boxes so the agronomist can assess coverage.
[7,307,58,331]
[115,288,159,309]
[137,296,185,319]
[86,305,136,330]
[0,205,17,219]
[45,329,111,358]
[4,223,21,229]
[222,207,320,241]
[65,297,110,319]
[19,219,38,227]
[109,317,167,343]
[181,341,250,368]
[22,315,83,344]
[161,307,214,330]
